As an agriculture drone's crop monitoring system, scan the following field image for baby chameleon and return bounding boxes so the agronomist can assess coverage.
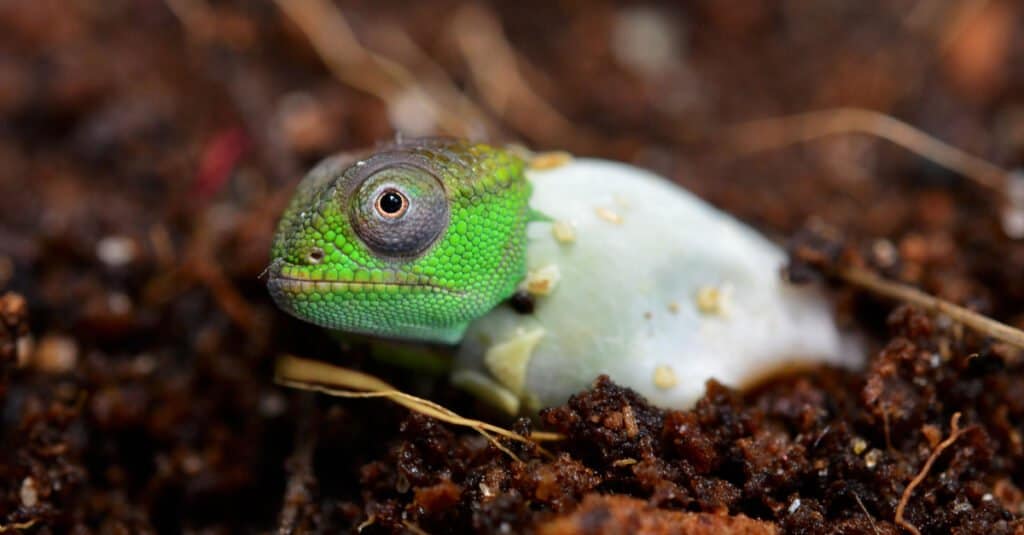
[268,138,856,412]
[267,139,534,344]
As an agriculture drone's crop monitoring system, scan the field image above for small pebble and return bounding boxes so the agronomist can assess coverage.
[20,477,37,507]
[34,335,78,373]
[96,235,137,268]
[864,449,882,469]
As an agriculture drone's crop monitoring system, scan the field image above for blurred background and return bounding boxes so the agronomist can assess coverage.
[3,0,1024,532]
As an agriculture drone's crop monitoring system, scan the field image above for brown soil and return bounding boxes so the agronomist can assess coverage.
[4,1,1024,534]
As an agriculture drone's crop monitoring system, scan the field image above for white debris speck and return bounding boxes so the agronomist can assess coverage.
[872,239,898,267]
[653,365,678,390]
[787,498,801,514]
[20,477,37,507]
[1002,207,1024,239]
[96,236,137,268]
[387,87,438,137]
[521,264,561,296]
[595,207,623,224]
[983,493,995,502]
[864,449,882,469]
[551,220,576,243]
[611,6,681,79]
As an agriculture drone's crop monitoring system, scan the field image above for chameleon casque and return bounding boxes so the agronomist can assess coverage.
[268,138,854,412]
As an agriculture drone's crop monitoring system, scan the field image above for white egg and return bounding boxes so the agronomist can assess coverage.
[452,157,860,414]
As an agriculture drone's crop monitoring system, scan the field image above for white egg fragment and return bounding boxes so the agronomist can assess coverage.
[452,158,860,414]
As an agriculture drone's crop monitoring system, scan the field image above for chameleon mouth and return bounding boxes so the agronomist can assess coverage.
[264,260,464,297]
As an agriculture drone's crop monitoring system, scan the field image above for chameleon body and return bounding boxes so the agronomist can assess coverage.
[269,138,855,412]
[267,139,531,344]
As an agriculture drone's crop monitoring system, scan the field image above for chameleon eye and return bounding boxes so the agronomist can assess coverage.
[349,164,449,258]
[375,189,408,218]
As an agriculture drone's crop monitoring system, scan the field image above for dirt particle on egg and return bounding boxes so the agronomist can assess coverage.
[653,365,678,390]
[521,264,561,296]
[552,220,576,243]
[595,207,623,224]
[695,285,729,316]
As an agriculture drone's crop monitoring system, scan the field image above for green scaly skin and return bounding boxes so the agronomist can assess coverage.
[267,139,531,344]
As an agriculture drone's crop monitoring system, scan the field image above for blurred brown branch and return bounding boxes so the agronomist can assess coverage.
[726,107,1008,193]
[274,0,491,139]
[450,5,598,151]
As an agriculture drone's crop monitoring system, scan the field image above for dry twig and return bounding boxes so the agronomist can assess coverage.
[274,355,563,463]
[853,492,881,535]
[840,266,1024,350]
[0,520,37,533]
[727,107,1008,193]
[895,412,970,535]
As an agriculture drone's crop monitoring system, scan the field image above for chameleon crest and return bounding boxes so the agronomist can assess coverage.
[267,139,530,343]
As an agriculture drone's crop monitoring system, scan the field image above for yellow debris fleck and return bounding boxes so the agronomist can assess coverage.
[852,437,868,455]
[529,151,573,170]
[450,370,521,415]
[521,264,561,296]
[483,328,546,396]
[695,285,727,316]
[653,365,678,390]
[552,220,577,243]
[595,207,623,224]
[667,302,680,314]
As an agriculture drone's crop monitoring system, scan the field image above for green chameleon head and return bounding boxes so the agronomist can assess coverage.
[267,139,531,344]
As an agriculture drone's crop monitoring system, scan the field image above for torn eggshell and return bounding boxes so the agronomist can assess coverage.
[452,157,859,414]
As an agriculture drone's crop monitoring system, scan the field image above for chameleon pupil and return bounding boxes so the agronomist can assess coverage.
[377,190,406,217]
